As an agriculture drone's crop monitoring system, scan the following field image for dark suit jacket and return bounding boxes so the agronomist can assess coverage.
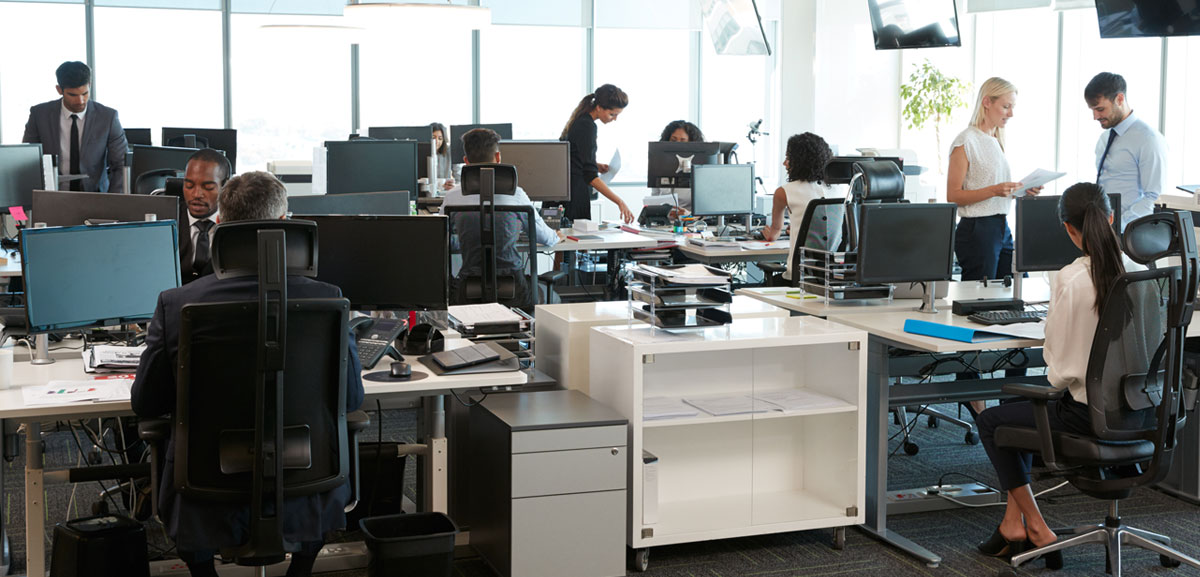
[22,99,127,193]
[131,274,364,552]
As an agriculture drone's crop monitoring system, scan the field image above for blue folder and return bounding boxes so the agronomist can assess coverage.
[903,318,1012,343]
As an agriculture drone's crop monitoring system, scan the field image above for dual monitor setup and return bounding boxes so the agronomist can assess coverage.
[646,141,755,222]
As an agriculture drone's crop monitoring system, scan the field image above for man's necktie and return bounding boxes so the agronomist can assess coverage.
[69,114,81,191]
[1096,129,1118,183]
[193,220,214,272]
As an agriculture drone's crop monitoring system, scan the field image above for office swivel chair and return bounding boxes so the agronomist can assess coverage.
[139,220,369,576]
[996,211,1200,576]
[133,168,180,195]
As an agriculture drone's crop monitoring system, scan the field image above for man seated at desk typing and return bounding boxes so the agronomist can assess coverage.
[440,127,561,308]
[131,171,364,577]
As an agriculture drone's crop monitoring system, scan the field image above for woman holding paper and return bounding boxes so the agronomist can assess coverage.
[558,84,634,224]
[947,77,1042,281]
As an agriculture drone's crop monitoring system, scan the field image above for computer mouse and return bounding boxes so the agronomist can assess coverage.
[389,361,412,379]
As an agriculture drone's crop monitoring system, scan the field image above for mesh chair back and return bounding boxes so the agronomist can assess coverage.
[445,204,538,309]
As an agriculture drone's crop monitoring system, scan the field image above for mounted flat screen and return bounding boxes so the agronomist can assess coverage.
[1095,0,1200,38]
[868,0,962,50]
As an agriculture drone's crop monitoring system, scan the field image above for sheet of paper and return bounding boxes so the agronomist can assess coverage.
[643,397,700,420]
[22,378,133,407]
[599,149,622,184]
[682,394,774,416]
[1014,169,1067,197]
[448,303,523,327]
[752,389,850,413]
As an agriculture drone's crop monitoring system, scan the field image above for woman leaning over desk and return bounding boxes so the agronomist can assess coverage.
[974,182,1128,569]
[558,84,635,224]
[761,132,835,281]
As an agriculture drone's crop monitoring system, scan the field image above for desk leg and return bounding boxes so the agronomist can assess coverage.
[25,421,45,577]
[860,339,942,568]
[422,395,449,515]
[0,418,9,576]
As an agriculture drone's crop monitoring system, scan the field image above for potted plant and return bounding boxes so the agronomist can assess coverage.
[900,59,970,173]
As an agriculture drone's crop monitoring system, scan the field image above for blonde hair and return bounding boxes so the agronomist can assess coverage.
[969,77,1017,151]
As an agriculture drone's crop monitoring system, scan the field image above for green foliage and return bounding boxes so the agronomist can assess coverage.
[900,59,969,131]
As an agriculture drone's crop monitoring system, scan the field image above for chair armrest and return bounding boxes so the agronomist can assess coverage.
[759,262,786,274]
[539,271,568,285]
[344,410,370,514]
[138,418,171,443]
[1001,383,1065,401]
[348,410,371,434]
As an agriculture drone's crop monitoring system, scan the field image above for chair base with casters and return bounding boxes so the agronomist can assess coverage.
[892,405,976,455]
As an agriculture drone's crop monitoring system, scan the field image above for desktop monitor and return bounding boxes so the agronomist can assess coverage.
[856,203,957,284]
[497,140,571,202]
[325,139,418,196]
[32,190,181,227]
[646,141,721,189]
[287,191,410,216]
[21,220,181,333]
[867,0,961,49]
[295,215,449,311]
[691,164,755,217]
[131,144,198,184]
[0,144,44,210]
[825,156,903,185]
[449,123,513,164]
[368,125,433,142]
[1095,0,1200,38]
[124,128,152,147]
[1015,193,1122,273]
[162,128,238,172]
[417,141,433,183]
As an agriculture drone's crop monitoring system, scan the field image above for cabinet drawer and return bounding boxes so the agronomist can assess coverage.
[512,490,626,577]
[512,425,625,454]
[512,447,626,498]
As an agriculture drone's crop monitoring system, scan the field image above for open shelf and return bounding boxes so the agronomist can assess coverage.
[642,391,857,428]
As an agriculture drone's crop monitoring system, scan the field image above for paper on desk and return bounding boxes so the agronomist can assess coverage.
[22,377,133,407]
[742,241,788,250]
[599,149,621,184]
[448,303,523,327]
[1014,169,1066,196]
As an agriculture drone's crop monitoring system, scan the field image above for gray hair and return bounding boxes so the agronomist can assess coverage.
[218,171,288,221]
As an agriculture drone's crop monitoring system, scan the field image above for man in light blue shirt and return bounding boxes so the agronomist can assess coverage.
[1086,72,1168,230]
[441,128,560,307]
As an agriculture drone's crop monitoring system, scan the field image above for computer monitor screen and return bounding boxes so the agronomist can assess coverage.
[124,128,152,147]
[325,140,418,196]
[21,220,181,333]
[691,164,755,217]
[497,140,571,202]
[287,191,410,216]
[131,144,197,184]
[162,128,238,172]
[646,141,721,189]
[417,141,432,183]
[867,0,961,49]
[0,144,44,210]
[449,123,513,164]
[856,203,957,284]
[368,125,432,141]
[1015,193,1122,272]
[33,190,181,227]
[296,215,448,311]
[1095,0,1200,38]
[825,156,903,185]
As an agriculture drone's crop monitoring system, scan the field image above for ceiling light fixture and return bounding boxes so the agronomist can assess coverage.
[343,1,492,31]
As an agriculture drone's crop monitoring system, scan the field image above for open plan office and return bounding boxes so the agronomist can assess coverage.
[2,0,1200,576]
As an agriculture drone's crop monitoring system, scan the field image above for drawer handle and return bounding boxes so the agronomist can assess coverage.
[612,448,620,456]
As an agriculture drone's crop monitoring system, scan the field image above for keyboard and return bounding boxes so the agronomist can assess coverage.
[431,343,501,371]
[969,309,1046,325]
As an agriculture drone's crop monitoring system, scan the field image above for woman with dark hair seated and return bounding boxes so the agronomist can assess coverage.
[761,132,837,282]
[660,120,704,143]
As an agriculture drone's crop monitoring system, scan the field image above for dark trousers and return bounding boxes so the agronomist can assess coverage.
[955,215,1014,281]
[977,396,1091,491]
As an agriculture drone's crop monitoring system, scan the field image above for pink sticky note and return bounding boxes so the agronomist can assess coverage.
[8,206,27,221]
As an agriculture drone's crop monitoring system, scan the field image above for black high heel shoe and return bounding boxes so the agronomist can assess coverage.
[978,528,1026,558]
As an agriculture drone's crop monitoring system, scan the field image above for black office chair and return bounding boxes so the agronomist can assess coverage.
[845,159,905,252]
[134,168,180,195]
[995,211,1200,576]
[140,220,368,576]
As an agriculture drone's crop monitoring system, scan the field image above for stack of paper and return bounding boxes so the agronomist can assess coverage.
[643,397,701,420]
[682,394,772,416]
[638,264,731,285]
[687,237,740,248]
[752,389,848,413]
[83,345,146,374]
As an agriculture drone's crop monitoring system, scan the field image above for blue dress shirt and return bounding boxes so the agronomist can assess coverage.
[1094,111,1168,229]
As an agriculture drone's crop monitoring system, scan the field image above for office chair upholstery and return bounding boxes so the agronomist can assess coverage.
[446,204,539,310]
[845,160,905,252]
[994,211,1200,576]
[783,198,847,284]
[134,168,180,195]
[141,220,368,575]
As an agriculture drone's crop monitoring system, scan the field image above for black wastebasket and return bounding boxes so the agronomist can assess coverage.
[359,512,458,577]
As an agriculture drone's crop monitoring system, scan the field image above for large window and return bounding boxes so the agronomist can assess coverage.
[1164,36,1200,190]
[230,14,352,171]
[699,22,776,186]
[92,7,224,142]
[0,2,86,144]
[357,28,473,131]
[479,25,586,141]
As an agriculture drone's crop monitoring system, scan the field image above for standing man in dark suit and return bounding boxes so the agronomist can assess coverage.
[22,61,127,193]
[179,148,231,284]
[132,171,364,577]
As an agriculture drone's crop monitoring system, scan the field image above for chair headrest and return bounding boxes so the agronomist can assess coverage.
[1124,213,1183,265]
[850,161,904,202]
[210,220,318,280]
[461,164,518,197]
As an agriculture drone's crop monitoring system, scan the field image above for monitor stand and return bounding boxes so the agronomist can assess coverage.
[30,334,53,365]
[917,281,938,314]
[1012,272,1024,305]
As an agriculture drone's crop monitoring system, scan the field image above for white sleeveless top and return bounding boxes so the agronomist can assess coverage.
[950,126,1012,218]
[781,180,838,280]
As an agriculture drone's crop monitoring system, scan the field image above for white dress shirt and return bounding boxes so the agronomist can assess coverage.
[187,211,218,264]
[1094,111,1168,230]
[58,101,87,176]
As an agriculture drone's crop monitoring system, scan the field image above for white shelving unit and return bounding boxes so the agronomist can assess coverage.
[586,317,867,571]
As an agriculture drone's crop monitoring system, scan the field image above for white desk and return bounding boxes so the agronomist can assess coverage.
[543,228,660,253]
[3,338,528,577]
[0,250,22,278]
[737,278,1053,319]
[675,241,790,265]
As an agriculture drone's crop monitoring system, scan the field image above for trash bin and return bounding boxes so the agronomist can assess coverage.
[359,512,458,577]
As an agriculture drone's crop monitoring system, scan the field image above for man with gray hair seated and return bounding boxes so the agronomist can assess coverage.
[131,171,364,577]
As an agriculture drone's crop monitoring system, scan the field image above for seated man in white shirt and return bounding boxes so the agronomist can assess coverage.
[440,128,561,308]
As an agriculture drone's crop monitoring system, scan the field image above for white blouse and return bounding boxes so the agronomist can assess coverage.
[780,180,835,280]
[950,126,1012,219]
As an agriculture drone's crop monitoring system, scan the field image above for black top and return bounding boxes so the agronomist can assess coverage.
[562,115,599,221]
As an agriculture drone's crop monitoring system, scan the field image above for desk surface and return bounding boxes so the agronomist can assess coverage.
[1157,195,1199,214]
[534,295,788,323]
[827,308,1044,353]
[0,250,22,278]
[737,278,1052,318]
[546,228,660,253]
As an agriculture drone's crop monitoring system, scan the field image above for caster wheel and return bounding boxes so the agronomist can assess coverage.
[927,415,939,428]
[631,548,650,572]
[965,431,978,445]
[904,441,919,456]
[832,527,846,550]
[1161,554,1182,568]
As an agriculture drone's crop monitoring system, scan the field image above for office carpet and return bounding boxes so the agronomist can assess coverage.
[7,404,1200,577]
